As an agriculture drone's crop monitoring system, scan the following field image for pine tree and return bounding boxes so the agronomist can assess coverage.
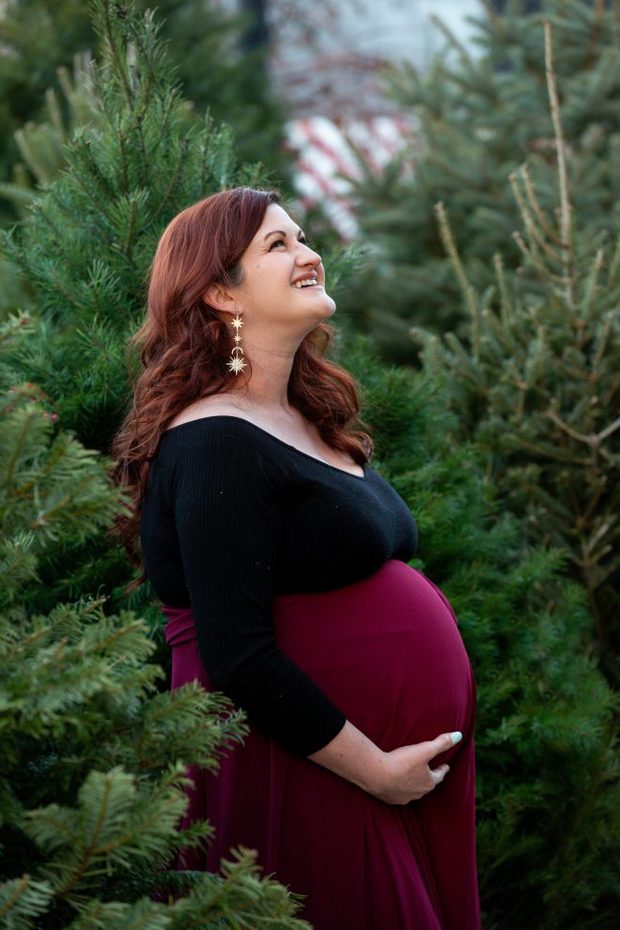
[410,20,620,683]
[0,53,101,319]
[0,51,102,216]
[0,0,289,216]
[345,334,619,930]
[339,0,620,358]
[3,0,278,453]
[0,314,311,930]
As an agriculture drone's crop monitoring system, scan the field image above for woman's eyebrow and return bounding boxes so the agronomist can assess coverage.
[263,228,305,242]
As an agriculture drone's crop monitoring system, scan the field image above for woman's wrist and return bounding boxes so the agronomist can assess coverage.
[307,719,388,796]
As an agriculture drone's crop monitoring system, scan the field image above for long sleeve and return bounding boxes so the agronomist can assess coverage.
[170,427,347,757]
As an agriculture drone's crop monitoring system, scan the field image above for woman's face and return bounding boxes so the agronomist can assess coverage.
[232,203,336,336]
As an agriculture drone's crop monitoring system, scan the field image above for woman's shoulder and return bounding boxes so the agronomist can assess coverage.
[166,394,251,430]
[163,397,304,457]
[156,412,283,503]
[159,401,291,476]
[161,412,275,456]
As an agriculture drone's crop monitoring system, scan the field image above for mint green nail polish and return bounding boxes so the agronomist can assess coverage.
[450,731,463,745]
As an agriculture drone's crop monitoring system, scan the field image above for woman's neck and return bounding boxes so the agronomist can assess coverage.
[228,335,298,413]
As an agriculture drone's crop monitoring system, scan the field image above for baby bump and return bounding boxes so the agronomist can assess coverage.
[273,560,475,752]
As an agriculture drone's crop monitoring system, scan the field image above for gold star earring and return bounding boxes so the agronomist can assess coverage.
[227,311,246,375]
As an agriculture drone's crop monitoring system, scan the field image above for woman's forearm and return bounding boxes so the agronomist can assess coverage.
[307,719,460,805]
[307,719,386,795]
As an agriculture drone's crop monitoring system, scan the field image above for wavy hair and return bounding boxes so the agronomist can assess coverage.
[111,187,373,576]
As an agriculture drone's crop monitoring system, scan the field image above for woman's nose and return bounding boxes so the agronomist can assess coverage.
[297,241,321,265]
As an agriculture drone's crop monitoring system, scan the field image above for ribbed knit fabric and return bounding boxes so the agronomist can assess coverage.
[140,415,418,756]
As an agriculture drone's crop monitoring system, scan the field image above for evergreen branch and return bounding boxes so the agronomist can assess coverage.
[493,254,511,328]
[429,13,477,71]
[67,140,119,236]
[591,312,614,372]
[580,521,613,566]
[121,197,138,262]
[97,0,134,106]
[199,110,214,196]
[545,407,620,458]
[580,247,604,328]
[509,171,564,263]
[513,235,595,297]
[0,311,33,348]
[519,163,558,243]
[151,138,189,224]
[598,415,620,442]
[511,436,598,467]
[0,876,53,927]
[544,20,575,307]
[589,0,608,64]
[606,235,620,285]
[435,201,480,355]
[135,112,150,192]
[512,231,572,287]
[53,771,115,898]
[153,89,177,160]
[117,128,130,193]
[3,406,38,490]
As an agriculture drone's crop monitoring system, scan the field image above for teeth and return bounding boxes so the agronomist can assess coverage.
[294,279,318,288]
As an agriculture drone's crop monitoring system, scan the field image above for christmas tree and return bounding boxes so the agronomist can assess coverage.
[0,312,311,929]
[340,0,620,357]
[3,0,279,453]
[0,0,288,216]
[412,19,620,683]
[0,51,102,216]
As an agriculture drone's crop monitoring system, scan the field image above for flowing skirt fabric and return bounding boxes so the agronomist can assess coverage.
[164,559,481,930]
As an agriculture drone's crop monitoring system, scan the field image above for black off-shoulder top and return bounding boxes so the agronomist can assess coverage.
[140,416,418,756]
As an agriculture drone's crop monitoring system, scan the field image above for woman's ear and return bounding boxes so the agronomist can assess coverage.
[203,282,236,316]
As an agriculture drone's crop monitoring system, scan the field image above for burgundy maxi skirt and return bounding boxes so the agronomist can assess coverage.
[163,559,481,930]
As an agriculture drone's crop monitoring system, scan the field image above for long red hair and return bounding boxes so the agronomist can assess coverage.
[111,187,373,573]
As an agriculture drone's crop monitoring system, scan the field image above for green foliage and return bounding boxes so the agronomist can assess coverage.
[2,0,276,454]
[0,311,121,608]
[345,334,620,930]
[340,0,620,357]
[0,52,102,216]
[0,0,288,213]
[0,598,310,929]
[409,20,620,682]
[0,316,310,930]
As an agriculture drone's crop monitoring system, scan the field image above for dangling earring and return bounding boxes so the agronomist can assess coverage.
[227,311,247,375]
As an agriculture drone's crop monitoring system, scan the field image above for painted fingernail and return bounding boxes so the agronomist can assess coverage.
[450,731,463,745]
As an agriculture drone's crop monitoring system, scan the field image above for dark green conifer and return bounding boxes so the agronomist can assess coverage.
[0,0,288,213]
[412,19,620,682]
[0,312,310,930]
[341,0,620,356]
[2,0,275,454]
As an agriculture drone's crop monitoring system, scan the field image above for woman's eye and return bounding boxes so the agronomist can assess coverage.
[268,237,311,251]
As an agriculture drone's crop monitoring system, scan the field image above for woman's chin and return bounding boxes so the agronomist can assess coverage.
[319,294,337,318]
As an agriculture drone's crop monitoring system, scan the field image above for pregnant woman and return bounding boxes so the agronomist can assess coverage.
[112,187,481,929]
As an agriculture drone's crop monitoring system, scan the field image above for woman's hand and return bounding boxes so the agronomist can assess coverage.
[308,720,463,805]
[367,732,463,805]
